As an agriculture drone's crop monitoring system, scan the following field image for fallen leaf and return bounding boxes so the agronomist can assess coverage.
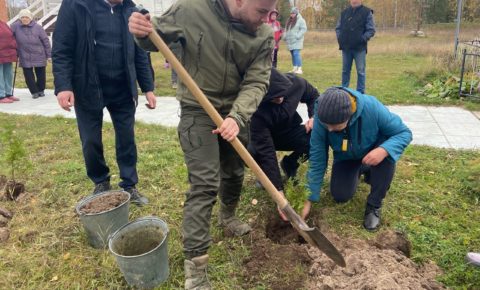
[50,276,58,282]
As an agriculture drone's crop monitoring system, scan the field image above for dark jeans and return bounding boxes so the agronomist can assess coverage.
[178,106,248,259]
[330,158,395,208]
[341,49,366,94]
[272,48,278,68]
[74,80,138,189]
[22,66,46,95]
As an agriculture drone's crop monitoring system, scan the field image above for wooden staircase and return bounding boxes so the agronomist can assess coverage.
[7,0,175,36]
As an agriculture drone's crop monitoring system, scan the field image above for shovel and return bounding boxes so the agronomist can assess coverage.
[144,22,346,268]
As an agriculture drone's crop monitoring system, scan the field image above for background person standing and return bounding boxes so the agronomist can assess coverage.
[267,9,282,68]
[0,19,18,103]
[284,7,307,74]
[336,0,375,94]
[10,9,51,99]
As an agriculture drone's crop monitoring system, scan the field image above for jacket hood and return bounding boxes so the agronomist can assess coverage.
[268,9,279,20]
[262,68,293,103]
[338,87,365,124]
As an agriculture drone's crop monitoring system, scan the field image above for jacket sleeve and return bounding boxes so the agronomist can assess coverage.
[134,45,154,93]
[306,108,329,202]
[38,25,51,59]
[335,17,341,40]
[134,2,186,52]
[228,37,273,127]
[52,0,76,95]
[249,117,284,191]
[375,100,412,162]
[301,80,319,118]
[363,12,376,42]
[297,18,307,39]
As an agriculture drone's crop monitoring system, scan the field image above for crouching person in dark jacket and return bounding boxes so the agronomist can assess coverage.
[249,68,318,220]
[306,87,412,230]
[52,0,156,205]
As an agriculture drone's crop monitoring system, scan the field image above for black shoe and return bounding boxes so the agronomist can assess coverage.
[363,204,381,231]
[92,180,111,195]
[32,93,40,99]
[39,91,45,97]
[124,187,149,206]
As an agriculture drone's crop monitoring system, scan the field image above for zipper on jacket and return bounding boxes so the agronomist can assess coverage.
[194,32,203,77]
[220,25,232,100]
[357,117,362,145]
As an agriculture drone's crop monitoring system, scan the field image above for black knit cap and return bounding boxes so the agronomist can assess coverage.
[317,88,352,124]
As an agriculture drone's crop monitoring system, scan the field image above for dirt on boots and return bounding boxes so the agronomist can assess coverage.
[184,254,211,290]
[218,202,251,236]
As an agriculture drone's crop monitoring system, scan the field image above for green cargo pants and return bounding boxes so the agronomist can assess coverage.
[178,105,248,259]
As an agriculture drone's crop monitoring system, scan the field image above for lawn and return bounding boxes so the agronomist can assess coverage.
[1,24,480,289]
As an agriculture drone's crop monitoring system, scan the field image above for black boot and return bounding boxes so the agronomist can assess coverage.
[363,204,381,231]
[92,180,111,195]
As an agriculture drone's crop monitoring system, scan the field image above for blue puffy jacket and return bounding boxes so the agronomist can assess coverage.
[307,87,412,202]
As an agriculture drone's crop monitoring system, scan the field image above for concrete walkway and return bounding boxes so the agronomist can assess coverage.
[1,88,478,150]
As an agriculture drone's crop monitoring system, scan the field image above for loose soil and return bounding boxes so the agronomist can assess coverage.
[242,209,445,289]
[79,191,128,215]
[112,226,164,256]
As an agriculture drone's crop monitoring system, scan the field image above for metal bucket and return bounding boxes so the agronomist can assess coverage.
[75,190,130,249]
[108,216,169,288]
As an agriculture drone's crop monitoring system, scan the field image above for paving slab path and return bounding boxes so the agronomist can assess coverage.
[1,89,478,150]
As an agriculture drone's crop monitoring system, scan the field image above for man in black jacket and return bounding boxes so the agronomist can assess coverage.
[52,0,156,205]
[335,0,375,94]
[249,68,318,220]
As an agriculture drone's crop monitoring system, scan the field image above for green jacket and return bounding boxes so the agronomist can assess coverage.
[136,0,274,127]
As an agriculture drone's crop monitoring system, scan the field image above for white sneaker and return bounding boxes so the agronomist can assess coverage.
[289,66,298,73]
[295,67,303,74]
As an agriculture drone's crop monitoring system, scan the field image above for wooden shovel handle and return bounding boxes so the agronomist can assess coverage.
[148,30,288,209]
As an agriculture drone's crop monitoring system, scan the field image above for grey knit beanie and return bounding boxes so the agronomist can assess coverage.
[317,88,352,124]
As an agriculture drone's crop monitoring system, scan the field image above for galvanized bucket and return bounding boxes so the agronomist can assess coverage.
[108,216,169,288]
[75,190,130,249]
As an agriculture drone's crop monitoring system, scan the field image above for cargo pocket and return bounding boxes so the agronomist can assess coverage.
[177,115,197,154]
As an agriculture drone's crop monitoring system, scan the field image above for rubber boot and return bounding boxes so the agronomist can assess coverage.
[185,254,211,290]
[218,201,252,236]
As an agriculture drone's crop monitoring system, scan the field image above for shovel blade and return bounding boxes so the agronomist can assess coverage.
[282,204,346,267]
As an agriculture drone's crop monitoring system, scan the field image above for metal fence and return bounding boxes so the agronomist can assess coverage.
[459,39,480,99]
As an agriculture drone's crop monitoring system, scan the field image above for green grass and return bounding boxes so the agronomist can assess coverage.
[0,113,479,289]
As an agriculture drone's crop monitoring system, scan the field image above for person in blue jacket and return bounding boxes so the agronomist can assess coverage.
[305,87,412,231]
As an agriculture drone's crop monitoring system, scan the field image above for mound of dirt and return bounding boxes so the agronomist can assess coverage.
[305,230,445,290]
[79,191,128,214]
[242,205,445,289]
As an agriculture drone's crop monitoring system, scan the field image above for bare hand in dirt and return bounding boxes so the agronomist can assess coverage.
[305,117,314,133]
[212,117,239,142]
[57,90,75,111]
[362,147,389,166]
[301,200,312,220]
[128,12,152,38]
[145,91,156,109]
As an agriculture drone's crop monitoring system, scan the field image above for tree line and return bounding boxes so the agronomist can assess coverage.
[276,0,480,30]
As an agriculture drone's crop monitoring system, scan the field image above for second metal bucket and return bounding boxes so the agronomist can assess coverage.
[108,216,169,288]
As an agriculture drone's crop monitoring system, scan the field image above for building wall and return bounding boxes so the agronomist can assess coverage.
[0,0,8,22]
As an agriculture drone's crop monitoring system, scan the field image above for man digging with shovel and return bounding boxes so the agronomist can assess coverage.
[129,0,277,288]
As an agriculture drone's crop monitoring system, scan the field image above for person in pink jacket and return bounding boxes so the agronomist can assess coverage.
[0,20,19,103]
[267,9,283,68]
